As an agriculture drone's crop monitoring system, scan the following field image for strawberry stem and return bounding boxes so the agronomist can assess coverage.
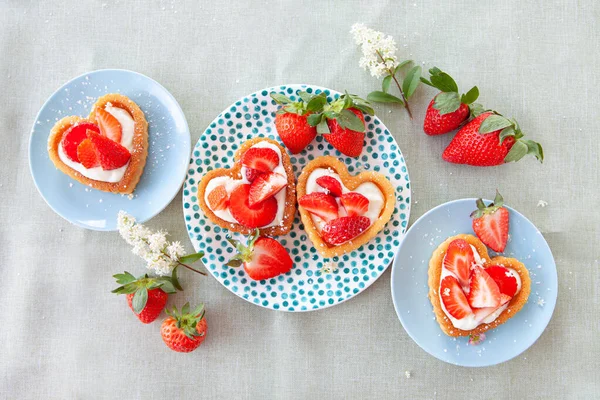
[376,50,413,119]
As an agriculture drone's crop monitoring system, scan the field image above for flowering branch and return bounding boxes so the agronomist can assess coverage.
[117,211,206,276]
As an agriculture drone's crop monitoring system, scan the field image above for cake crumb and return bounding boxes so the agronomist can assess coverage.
[537,200,548,208]
[404,371,411,378]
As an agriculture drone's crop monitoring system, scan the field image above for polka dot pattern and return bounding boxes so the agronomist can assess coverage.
[182,85,411,311]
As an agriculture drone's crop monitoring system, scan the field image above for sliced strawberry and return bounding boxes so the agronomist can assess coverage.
[440,275,473,320]
[340,192,369,216]
[243,237,293,280]
[95,107,122,143]
[473,294,511,321]
[320,216,370,246]
[207,185,229,211]
[248,172,287,207]
[245,168,264,183]
[484,265,518,297]
[240,147,279,173]
[442,239,473,289]
[298,192,338,222]
[467,266,501,308]
[76,139,99,169]
[87,130,131,170]
[316,176,343,197]
[471,193,510,252]
[229,184,277,228]
[61,123,100,162]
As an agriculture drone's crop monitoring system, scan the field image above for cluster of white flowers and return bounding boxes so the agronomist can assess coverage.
[117,211,186,276]
[351,23,399,78]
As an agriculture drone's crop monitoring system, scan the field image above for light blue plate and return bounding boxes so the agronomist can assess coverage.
[183,84,411,311]
[29,69,190,231]
[391,198,557,367]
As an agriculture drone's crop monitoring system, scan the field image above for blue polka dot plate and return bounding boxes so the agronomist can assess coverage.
[183,84,411,311]
[391,198,557,366]
[29,69,191,231]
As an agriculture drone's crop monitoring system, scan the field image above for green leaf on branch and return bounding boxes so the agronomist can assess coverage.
[336,109,365,132]
[178,252,204,264]
[479,115,512,134]
[420,77,434,87]
[132,287,148,314]
[367,91,405,105]
[382,75,392,93]
[402,66,422,99]
[171,266,183,291]
[433,92,461,114]
[394,60,413,74]
[461,86,479,105]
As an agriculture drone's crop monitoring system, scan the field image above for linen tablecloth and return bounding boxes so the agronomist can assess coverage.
[1,1,598,398]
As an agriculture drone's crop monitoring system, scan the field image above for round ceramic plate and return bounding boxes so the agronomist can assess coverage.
[391,198,557,367]
[183,84,411,311]
[29,69,191,231]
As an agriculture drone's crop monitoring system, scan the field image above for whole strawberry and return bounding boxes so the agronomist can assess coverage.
[271,91,326,154]
[161,303,207,353]
[470,190,510,252]
[306,93,374,158]
[443,112,543,166]
[112,270,180,324]
[421,67,479,135]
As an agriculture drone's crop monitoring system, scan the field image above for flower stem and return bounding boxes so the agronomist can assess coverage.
[376,50,413,119]
[177,261,207,276]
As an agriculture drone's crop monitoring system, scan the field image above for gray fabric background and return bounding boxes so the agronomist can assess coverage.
[1,1,598,399]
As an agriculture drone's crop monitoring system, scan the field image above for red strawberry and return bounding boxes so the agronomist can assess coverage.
[229,184,277,228]
[112,270,179,324]
[471,191,510,252]
[484,265,518,297]
[442,239,474,289]
[95,107,122,143]
[248,172,287,206]
[87,130,131,170]
[467,266,501,308]
[77,139,99,168]
[473,293,512,321]
[227,231,293,280]
[245,168,263,182]
[340,192,369,216]
[423,96,469,135]
[274,112,317,154]
[298,192,338,222]
[240,147,279,173]
[316,176,343,197]
[442,112,543,166]
[161,303,207,353]
[320,216,370,246]
[207,184,229,211]
[440,275,473,320]
[61,122,100,162]
[324,108,365,157]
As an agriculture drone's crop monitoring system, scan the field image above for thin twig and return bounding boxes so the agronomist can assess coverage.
[376,50,413,119]
[177,260,207,276]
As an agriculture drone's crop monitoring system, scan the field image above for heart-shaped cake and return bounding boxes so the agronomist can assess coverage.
[428,234,531,337]
[47,93,148,194]
[197,137,296,236]
[296,156,396,258]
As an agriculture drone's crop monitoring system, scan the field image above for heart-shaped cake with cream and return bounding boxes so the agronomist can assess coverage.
[47,93,148,194]
[428,234,531,337]
[197,137,296,236]
[296,156,396,258]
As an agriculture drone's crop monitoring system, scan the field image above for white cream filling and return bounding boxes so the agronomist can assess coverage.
[57,103,135,183]
[439,245,522,331]
[305,168,385,233]
[204,141,287,228]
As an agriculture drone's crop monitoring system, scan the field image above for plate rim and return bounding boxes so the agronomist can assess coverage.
[28,68,191,231]
[183,83,411,312]
[390,197,558,367]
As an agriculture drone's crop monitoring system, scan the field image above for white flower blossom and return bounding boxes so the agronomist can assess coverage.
[351,23,399,78]
[167,241,185,260]
[148,231,168,253]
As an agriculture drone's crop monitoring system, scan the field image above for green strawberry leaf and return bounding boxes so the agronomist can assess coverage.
[113,271,136,285]
[132,287,148,314]
[433,92,461,115]
[306,93,327,112]
[394,60,413,74]
[367,91,405,105]
[342,93,353,110]
[348,95,375,115]
[521,139,544,162]
[298,91,313,103]
[504,140,528,163]
[270,93,291,104]
[430,72,458,93]
[460,86,479,105]
[499,126,516,144]
[226,259,243,268]
[159,280,177,294]
[171,266,183,291]
[336,109,365,132]
[307,113,323,127]
[402,66,422,99]
[179,252,204,264]
[469,103,486,118]
[382,75,392,93]
[316,119,330,134]
[479,115,512,134]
